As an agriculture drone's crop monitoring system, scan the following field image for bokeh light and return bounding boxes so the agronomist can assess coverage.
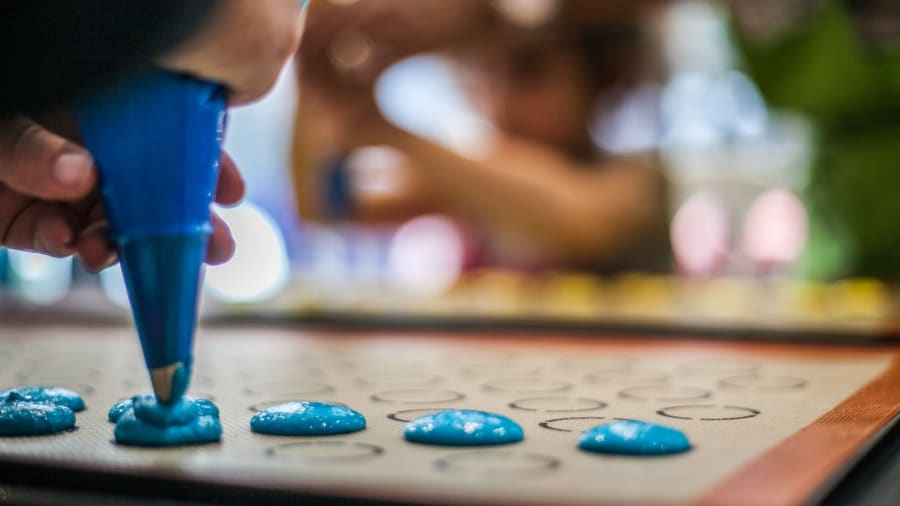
[741,188,808,269]
[205,202,291,303]
[386,214,465,296]
[670,192,730,276]
[7,251,72,305]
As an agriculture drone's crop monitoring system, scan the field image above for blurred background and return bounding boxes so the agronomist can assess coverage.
[2,0,898,333]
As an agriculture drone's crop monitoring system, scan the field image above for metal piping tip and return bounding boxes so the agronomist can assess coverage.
[150,363,183,404]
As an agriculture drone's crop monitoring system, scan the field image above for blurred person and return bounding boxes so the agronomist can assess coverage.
[292,0,669,272]
[0,0,306,270]
[728,0,900,280]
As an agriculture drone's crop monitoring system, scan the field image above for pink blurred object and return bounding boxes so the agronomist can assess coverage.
[740,188,808,273]
[387,214,468,295]
[670,192,730,277]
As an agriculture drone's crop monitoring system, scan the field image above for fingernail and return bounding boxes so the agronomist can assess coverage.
[54,152,93,186]
[207,240,222,262]
[58,226,74,250]
[37,221,73,257]
[101,251,118,270]
[86,251,118,273]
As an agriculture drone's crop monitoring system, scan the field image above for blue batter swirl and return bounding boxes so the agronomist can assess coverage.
[111,394,221,447]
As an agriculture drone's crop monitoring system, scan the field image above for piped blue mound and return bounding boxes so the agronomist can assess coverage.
[108,395,219,423]
[0,387,85,412]
[578,420,691,456]
[250,401,366,436]
[403,409,524,446]
[111,394,221,447]
[0,392,76,436]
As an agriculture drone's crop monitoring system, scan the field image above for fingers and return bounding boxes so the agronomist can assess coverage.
[69,173,237,269]
[0,194,79,258]
[206,212,235,265]
[74,211,235,272]
[0,116,107,266]
[0,116,239,269]
[75,203,237,270]
[210,153,241,264]
[215,152,245,207]
[0,117,96,201]
[69,195,117,272]
[74,220,117,272]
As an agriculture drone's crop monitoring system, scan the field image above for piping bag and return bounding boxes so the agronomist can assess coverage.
[76,69,226,404]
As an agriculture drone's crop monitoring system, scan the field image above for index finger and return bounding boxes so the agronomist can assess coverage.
[215,152,245,207]
[0,117,96,201]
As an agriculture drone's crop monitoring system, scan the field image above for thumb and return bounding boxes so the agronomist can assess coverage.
[0,116,96,201]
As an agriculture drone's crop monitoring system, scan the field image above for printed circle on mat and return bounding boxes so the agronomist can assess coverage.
[371,389,465,404]
[24,356,106,369]
[509,396,606,413]
[235,355,320,368]
[657,404,760,421]
[556,354,635,372]
[338,356,427,372]
[191,375,216,388]
[584,369,669,385]
[237,364,322,380]
[7,381,94,397]
[483,378,572,394]
[265,441,384,463]
[441,350,521,363]
[16,369,102,383]
[679,358,760,376]
[619,385,712,402]
[718,375,807,392]
[243,381,334,397]
[355,371,443,387]
[539,416,625,432]
[387,408,454,423]
[123,377,149,390]
[460,362,542,377]
[435,451,560,478]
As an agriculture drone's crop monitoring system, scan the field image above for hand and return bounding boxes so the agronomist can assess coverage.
[0,115,245,271]
[159,0,307,105]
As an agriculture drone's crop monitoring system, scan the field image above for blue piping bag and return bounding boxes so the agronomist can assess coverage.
[76,69,226,404]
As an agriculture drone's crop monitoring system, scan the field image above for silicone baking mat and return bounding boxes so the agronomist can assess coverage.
[0,325,898,505]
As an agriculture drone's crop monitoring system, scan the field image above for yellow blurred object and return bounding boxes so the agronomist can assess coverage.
[776,281,831,323]
[612,273,677,321]
[540,272,606,319]
[828,278,891,321]
[449,269,531,316]
[681,277,755,323]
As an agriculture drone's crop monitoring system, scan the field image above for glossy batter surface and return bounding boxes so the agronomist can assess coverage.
[0,392,76,436]
[403,409,524,446]
[250,401,366,436]
[578,420,691,455]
